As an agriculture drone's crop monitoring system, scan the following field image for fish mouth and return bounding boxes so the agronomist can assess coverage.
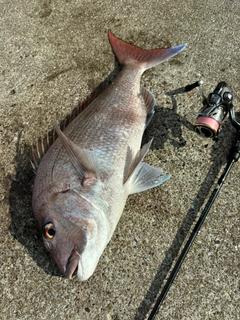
[64,251,81,279]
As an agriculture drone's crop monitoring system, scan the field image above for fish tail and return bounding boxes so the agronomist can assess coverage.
[108,30,186,71]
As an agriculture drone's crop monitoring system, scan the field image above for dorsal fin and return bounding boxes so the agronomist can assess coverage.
[31,83,106,171]
[32,31,186,171]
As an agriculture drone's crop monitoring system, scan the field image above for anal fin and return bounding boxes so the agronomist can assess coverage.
[141,86,155,128]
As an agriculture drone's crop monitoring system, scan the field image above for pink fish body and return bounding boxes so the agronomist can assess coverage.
[32,31,186,280]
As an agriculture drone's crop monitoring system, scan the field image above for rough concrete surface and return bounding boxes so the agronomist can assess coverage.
[0,1,239,319]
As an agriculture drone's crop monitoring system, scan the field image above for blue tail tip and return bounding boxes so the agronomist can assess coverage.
[168,43,187,57]
[176,43,187,52]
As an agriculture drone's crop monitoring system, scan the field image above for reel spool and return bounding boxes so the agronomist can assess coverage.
[193,81,233,138]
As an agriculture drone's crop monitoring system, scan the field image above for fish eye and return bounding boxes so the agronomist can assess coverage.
[44,223,56,239]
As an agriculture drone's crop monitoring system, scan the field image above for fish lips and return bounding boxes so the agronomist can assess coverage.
[64,250,81,279]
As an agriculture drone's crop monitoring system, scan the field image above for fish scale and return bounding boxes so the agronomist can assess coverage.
[65,71,144,148]
[48,79,145,177]
[32,30,186,280]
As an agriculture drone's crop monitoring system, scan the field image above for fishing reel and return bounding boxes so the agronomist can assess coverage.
[149,80,240,320]
[185,81,237,138]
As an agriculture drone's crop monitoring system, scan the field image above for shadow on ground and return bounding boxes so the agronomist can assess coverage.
[8,76,236,316]
[135,87,237,319]
[8,60,121,277]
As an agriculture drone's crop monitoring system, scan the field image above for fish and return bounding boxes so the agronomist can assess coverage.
[32,30,186,281]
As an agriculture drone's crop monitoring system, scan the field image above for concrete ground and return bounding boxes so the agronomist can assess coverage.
[0,1,239,319]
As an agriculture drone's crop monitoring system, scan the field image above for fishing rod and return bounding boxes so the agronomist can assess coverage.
[148,81,240,320]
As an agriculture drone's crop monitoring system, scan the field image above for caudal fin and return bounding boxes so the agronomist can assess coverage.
[108,30,186,71]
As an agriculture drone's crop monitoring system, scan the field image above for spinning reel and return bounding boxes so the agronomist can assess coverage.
[148,80,240,320]
[185,80,239,138]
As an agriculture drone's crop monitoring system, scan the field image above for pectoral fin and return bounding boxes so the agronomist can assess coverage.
[55,122,99,182]
[124,140,170,194]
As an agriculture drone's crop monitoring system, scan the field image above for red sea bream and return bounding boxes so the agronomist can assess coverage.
[32,31,186,280]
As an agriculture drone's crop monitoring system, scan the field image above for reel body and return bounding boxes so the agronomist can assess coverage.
[193,82,233,138]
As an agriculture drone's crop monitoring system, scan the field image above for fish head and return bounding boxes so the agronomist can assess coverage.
[33,185,108,281]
